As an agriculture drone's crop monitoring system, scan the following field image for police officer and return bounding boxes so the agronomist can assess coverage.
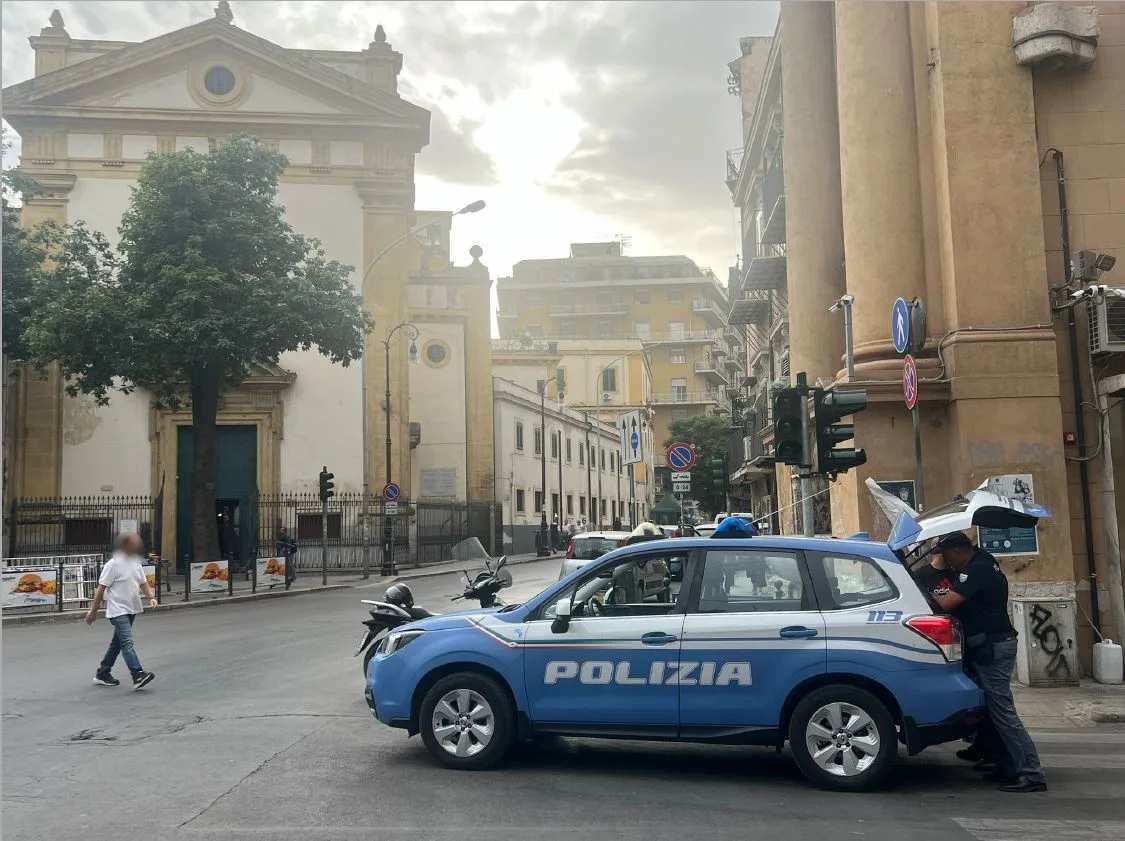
[932,531,1046,792]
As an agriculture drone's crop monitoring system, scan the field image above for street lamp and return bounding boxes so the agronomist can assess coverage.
[382,322,420,486]
[537,376,563,555]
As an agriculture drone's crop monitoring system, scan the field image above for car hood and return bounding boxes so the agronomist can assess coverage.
[887,483,1050,551]
[399,605,508,633]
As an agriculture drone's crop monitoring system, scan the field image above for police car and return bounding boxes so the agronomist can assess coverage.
[364,488,1048,791]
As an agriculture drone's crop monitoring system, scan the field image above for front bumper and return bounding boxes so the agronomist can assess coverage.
[364,683,377,718]
[903,706,986,756]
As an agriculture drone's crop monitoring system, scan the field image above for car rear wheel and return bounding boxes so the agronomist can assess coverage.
[788,684,897,791]
[419,672,514,770]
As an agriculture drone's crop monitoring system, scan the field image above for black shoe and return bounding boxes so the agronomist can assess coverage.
[132,671,155,690]
[956,747,983,762]
[93,672,120,687]
[999,776,1047,793]
[982,770,1018,784]
[973,760,998,772]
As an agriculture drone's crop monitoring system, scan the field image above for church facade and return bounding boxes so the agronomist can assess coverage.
[3,5,494,562]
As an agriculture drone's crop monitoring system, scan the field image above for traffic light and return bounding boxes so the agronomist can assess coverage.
[814,388,868,477]
[772,387,805,465]
[710,456,727,486]
[318,466,335,503]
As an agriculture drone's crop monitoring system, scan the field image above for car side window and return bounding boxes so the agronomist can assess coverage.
[539,553,683,621]
[694,549,812,613]
[817,553,898,609]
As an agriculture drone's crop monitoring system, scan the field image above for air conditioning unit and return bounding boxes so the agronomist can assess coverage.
[1087,297,1125,355]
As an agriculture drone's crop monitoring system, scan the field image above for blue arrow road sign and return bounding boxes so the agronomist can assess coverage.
[630,431,640,455]
[892,297,910,354]
[382,482,401,501]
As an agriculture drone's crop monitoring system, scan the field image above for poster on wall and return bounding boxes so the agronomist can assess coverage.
[2,569,58,607]
[256,557,287,588]
[978,473,1039,556]
[189,561,229,593]
[141,565,156,593]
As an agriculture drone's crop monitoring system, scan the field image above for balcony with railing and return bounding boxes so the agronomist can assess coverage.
[740,241,787,299]
[692,297,727,326]
[693,357,729,386]
[650,390,727,406]
[550,299,628,318]
[725,147,745,195]
[640,329,720,345]
[761,157,786,245]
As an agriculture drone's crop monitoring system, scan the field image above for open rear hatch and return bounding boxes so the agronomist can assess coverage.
[886,483,1050,552]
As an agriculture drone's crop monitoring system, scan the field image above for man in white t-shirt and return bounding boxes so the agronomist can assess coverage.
[85,532,158,689]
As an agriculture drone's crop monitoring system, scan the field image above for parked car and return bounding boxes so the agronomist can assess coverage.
[557,531,630,579]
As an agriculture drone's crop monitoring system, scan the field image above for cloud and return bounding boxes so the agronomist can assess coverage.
[1,0,779,278]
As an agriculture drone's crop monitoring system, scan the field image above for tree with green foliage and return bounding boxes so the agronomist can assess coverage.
[22,135,372,562]
[664,414,733,518]
[2,145,46,360]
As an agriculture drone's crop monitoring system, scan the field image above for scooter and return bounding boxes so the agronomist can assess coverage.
[355,555,512,676]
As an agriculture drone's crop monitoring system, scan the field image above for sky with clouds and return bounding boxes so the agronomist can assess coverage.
[2,0,779,289]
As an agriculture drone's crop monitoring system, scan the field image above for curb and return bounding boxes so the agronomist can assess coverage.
[387,553,553,585]
[2,583,354,626]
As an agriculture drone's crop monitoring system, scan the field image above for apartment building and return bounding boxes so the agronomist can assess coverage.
[495,241,742,476]
[725,2,1125,666]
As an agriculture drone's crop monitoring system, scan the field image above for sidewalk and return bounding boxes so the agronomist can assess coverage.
[1,551,556,626]
[1014,680,1125,727]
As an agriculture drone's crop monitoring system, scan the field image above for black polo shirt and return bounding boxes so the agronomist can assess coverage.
[950,548,1015,637]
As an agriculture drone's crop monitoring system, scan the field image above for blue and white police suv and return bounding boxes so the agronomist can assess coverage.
[365,489,1048,791]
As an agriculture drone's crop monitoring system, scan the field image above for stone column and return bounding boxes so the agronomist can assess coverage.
[462,249,496,505]
[835,1,927,380]
[779,1,846,384]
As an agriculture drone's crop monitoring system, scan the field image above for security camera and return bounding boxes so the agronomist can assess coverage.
[828,294,855,313]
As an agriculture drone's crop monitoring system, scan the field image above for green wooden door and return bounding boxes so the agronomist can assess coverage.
[176,425,258,571]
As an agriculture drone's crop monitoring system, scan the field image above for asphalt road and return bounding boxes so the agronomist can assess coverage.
[4,557,1124,841]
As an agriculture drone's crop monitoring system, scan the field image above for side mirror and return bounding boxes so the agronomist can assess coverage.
[551,597,572,634]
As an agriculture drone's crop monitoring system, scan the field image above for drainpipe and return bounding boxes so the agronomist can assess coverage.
[1050,148,1101,636]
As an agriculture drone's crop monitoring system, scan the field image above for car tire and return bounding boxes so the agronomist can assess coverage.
[788,684,897,792]
[419,672,514,771]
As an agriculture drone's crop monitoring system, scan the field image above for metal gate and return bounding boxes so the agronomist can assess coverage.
[415,501,495,565]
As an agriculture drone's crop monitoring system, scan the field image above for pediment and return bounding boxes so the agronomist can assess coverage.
[3,18,429,140]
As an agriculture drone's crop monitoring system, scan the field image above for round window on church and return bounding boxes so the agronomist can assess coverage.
[204,66,236,96]
[423,340,451,368]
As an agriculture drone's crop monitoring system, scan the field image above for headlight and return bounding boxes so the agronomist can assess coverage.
[383,630,423,656]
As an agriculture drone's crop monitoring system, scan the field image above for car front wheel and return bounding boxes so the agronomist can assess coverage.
[419,672,514,770]
[788,684,897,791]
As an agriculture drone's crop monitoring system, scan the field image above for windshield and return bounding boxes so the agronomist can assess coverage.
[572,538,618,560]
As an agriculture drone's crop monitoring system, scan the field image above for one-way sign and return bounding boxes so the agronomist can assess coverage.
[619,410,644,466]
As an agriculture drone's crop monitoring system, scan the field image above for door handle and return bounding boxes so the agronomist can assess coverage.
[779,626,818,640]
[641,632,678,646]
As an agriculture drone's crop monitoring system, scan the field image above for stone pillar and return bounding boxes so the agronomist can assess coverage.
[11,172,76,500]
[835,1,927,380]
[357,179,415,501]
[462,250,496,505]
[779,1,846,383]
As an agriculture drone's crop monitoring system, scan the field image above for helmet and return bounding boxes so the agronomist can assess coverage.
[713,516,758,538]
[384,582,414,608]
[626,521,663,545]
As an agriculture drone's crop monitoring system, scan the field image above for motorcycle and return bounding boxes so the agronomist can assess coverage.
[355,554,512,676]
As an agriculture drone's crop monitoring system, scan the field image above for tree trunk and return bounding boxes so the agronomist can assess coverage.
[191,367,222,563]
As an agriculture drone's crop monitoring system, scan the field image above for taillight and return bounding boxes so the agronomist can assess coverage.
[905,615,962,662]
[565,541,574,559]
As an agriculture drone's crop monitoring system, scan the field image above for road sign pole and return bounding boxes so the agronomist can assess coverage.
[912,404,926,512]
[798,373,814,537]
[321,497,329,586]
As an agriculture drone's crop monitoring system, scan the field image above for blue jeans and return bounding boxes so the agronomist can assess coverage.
[968,639,1045,783]
[98,614,144,677]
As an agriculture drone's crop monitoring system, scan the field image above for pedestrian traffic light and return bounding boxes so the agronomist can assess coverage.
[772,387,805,466]
[814,388,868,477]
[318,466,335,503]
